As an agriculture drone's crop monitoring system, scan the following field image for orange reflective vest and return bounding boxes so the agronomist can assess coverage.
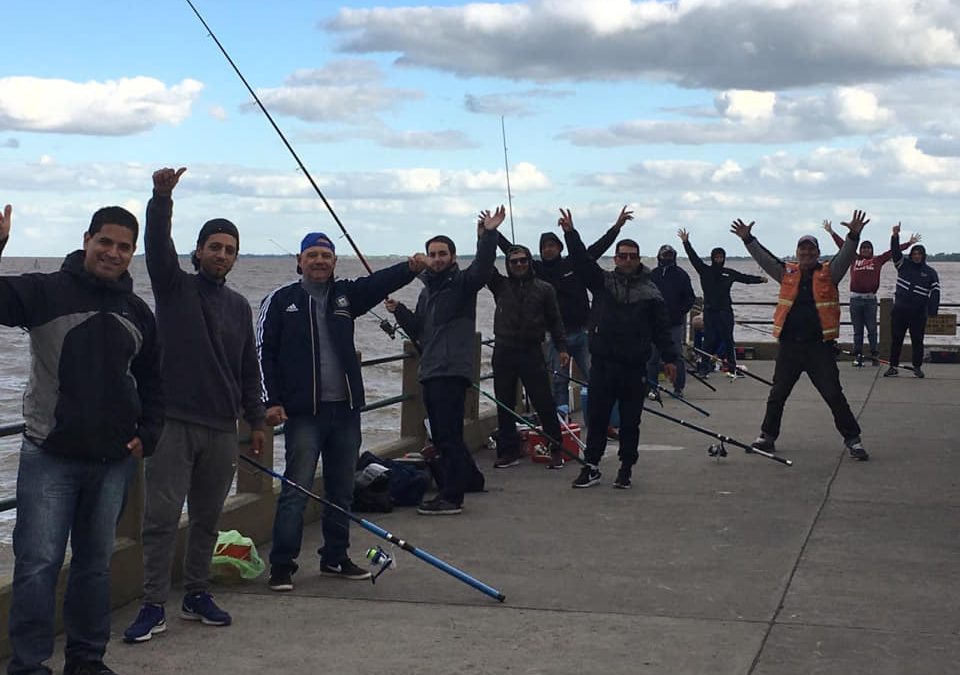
[772,262,840,341]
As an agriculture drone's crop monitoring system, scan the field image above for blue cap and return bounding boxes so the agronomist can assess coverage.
[300,232,335,253]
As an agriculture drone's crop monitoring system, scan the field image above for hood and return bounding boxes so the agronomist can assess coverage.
[909,244,927,264]
[539,231,564,253]
[61,249,134,293]
[505,244,536,280]
[710,247,726,268]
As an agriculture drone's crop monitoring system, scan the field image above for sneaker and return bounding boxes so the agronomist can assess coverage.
[612,465,632,490]
[751,435,776,453]
[320,557,372,580]
[883,366,898,377]
[63,661,118,675]
[571,465,602,488]
[913,367,925,378]
[846,439,870,461]
[180,591,231,626]
[268,568,294,592]
[672,389,684,398]
[123,603,166,643]
[547,449,565,470]
[852,354,863,367]
[416,496,463,516]
[493,454,521,468]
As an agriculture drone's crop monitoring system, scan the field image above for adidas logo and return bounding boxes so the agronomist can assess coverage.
[285,304,299,312]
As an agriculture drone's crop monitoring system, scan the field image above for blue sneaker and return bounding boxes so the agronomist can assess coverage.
[180,591,232,626]
[123,603,166,643]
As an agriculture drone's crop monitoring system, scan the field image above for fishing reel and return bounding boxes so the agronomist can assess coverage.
[379,319,398,340]
[365,545,396,584]
[707,441,728,459]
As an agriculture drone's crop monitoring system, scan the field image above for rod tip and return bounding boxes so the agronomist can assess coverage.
[496,593,506,603]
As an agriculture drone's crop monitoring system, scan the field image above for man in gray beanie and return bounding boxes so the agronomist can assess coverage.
[125,167,266,642]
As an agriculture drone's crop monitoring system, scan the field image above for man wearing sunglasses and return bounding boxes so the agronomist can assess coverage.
[486,244,569,469]
[558,209,677,490]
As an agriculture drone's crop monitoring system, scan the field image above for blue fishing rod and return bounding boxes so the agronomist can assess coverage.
[238,455,506,602]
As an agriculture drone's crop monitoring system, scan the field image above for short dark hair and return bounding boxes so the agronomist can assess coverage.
[88,206,139,244]
[615,238,639,255]
[425,235,456,256]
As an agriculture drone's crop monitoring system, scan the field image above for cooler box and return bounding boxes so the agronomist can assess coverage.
[522,423,583,463]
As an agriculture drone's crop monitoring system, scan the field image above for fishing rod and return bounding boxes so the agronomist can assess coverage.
[186,0,375,275]
[238,454,506,602]
[643,377,711,417]
[681,354,717,392]
[554,371,791,466]
[692,347,774,387]
[500,116,515,242]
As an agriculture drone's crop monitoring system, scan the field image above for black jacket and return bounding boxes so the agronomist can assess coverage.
[498,226,619,331]
[487,252,565,351]
[0,251,163,459]
[393,230,498,382]
[564,229,676,368]
[146,195,265,432]
[683,239,765,312]
[258,263,416,414]
[891,236,940,316]
[650,261,696,327]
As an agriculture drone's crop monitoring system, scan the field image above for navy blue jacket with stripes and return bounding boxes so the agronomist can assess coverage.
[257,262,416,414]
[891,235,940,316]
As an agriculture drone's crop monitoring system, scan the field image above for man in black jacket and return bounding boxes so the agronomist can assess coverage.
[0,203,163,675]
[679,229,767,376]
[487,243,569,469]
[258,233,424,590]
[646,244,696,396]
[559,209,676,490]
[124,167,267,642]
[498,207,630,410]
[386,207,504,515]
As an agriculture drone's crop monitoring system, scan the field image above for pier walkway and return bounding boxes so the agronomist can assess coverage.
[4,362,958,674]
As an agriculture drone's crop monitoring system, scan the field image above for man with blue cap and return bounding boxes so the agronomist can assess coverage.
[258,231,425,591]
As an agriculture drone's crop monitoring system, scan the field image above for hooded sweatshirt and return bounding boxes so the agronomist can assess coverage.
[650,252,696,326]
[682,239,766,311]
[891,237,940,315]
[487,244,566,350]
[829,231,909,294]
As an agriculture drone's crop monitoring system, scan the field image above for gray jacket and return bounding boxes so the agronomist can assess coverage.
[743,233,859,286]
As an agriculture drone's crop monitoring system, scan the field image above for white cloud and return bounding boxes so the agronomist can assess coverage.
[0,76,202,135]
[298,127,478,150]
[326,0,960,89]
[209,105,227,121]
[464,88,575,116]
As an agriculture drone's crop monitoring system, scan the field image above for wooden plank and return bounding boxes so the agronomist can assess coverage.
[926,313,957,336]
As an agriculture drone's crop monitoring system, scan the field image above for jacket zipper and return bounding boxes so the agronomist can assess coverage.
[308,295,317,415]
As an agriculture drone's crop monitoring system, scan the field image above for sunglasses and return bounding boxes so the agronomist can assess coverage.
[615,252,640,260]
[508,257,531,265]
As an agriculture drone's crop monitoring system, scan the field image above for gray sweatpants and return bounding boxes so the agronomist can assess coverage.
[141,418,238,604]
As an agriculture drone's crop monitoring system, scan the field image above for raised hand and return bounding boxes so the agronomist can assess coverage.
[408,253,427,273]
[892,222,901,237]
[909,233,922,245]
[0,204,11,241]
[840,209,869,235]
[384,298,399,314]
[557,208,574,232]
[677,227,689,243]
[729,219,755,241]
[480,205,507,231]
[822,219,833,234]
[152,167,187,196]
[613,205,634,230]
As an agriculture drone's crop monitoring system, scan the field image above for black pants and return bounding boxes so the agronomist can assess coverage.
[761,340,861,442]
[701,308,736,373]
[890,305,927,369]
[584,360,649,467]
[493,344,562,458]
[422,377,484,505]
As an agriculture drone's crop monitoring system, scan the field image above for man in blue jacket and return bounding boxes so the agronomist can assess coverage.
[0,203,163,675]
[258,233,425,591]
[885,223,941,378]
[646,244,695,396]
[386,207,504,514]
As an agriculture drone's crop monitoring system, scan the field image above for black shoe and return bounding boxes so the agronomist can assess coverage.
[416,496,463,515]
[320,557,372,580]
[268,568,294,592]
[547,449,565,470]
[883,366,898,377]
[612,465,632,490]
[493,454,521,468]
[913,367,925,378]
[846,439,870,461]
[852,354,863,367]
[571,465,601,488]
[751,435,776,453]
[63,661,118,675]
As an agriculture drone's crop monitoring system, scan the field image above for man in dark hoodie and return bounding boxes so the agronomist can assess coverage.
[486,243,569,469]
[646,244,696,396]
[0,203,163,675]
[679,229,767,377]
[885,223,940,378]
[386,207,504,514]
[498,207,631,410]
[259,233,425,590]
[124,167,267,643]
[558,209,677,490]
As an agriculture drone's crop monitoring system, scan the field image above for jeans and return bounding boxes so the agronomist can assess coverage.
[890,305,927,369]
[761,340,861,442]
[8,439,134,675]
[583,360,648,468]
[646,324,686,393]
[422,377,479,506]
[700,308,736,374]
[849,295,878,356]
[269,403,360,573]
[493,344,562,458]
[548,330,590,409]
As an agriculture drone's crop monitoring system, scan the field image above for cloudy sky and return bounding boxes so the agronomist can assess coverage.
[1,0,958,257]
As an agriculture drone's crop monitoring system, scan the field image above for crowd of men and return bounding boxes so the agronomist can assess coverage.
[0,168,942,674]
